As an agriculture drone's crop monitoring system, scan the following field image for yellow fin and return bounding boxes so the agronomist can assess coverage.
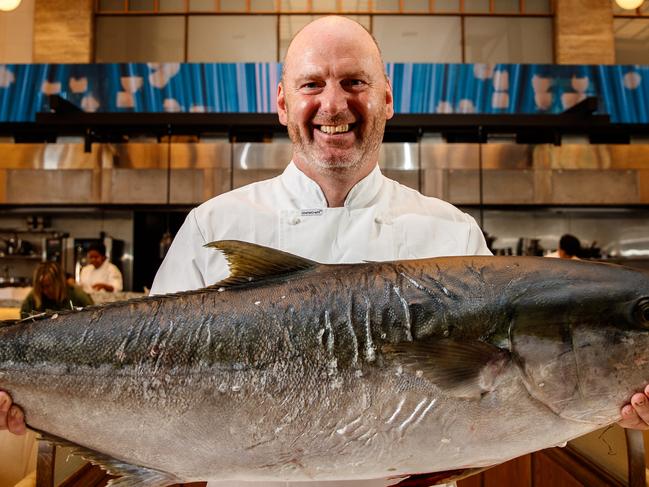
[206,240,319,287]
[34,430,182,486]
[383,338,511,399]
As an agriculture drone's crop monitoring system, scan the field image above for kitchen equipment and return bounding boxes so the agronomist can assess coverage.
[5,234,20,255]
[517,238,544,256]
[45,237,64,262]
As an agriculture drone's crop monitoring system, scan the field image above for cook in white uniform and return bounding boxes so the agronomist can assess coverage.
[79,242,123,293]
[545,234,581,260]
[150,161,489,294]
[1,13,648,487]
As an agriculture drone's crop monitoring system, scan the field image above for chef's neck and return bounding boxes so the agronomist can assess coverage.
[293,159,377,208]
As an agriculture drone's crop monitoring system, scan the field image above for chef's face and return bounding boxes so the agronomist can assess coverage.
[277,17,394,176]
[87,250,105,269]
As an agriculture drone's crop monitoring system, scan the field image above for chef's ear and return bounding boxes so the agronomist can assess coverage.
[385,76,394,120]
[277,82,288,126]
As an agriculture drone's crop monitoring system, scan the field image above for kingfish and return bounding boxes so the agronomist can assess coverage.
[1,240,649,486]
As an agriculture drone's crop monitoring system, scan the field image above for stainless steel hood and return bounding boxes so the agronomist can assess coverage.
[0,140,647,205]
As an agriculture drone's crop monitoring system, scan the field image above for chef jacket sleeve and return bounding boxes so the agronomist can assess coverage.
[78,265,92,294]
[466,215,492,256]
[108,264,123,293]
[150,209,210,295]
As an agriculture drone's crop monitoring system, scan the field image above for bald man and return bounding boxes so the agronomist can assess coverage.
[2,14,649,486]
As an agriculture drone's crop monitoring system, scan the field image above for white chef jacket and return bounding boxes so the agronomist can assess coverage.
[151,161,490,295]
[545,250,579,260]
[79,259,123,293]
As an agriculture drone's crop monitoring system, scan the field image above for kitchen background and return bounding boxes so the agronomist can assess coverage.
[1,1,649,485]
[1,138,648,292]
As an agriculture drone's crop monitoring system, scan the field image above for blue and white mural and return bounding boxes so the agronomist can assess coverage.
[0,62,647,123]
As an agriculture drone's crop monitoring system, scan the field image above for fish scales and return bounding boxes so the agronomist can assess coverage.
[2,242,649,484]
[1,263,421,470]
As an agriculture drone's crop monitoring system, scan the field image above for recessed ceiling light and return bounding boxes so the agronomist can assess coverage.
[615,0,644,10]
[0,0,21,12]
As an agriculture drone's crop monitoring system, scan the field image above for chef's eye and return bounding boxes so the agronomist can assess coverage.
[343,79,365,88]
[301,81,322,89]
[634,298,649,326]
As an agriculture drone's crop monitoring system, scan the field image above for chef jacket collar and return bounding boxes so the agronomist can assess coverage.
[281,161,384,210]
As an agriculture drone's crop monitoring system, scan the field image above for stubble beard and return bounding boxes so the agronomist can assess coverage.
[287,111,386,176]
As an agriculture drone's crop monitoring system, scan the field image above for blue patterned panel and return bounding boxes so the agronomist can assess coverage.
[0,62,647,123]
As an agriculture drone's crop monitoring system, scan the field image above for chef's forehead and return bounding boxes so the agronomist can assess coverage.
[281,16,384,82]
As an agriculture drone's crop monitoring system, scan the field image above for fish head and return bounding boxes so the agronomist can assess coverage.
[509,260,649,425]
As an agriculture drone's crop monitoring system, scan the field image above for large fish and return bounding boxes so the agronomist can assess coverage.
[1,240,649,486]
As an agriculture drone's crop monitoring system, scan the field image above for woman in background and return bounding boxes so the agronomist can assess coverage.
[20,262,93,319]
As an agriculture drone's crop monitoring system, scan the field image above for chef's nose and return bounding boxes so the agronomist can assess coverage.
[319,82,348,115]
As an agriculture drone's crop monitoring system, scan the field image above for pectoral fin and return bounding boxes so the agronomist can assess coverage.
[382,338,510,399]
[35,430,182,487]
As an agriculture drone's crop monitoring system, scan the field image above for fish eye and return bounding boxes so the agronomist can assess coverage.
[635,298,649,326]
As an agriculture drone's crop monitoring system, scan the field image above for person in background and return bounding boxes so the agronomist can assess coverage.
[2,14,649,480]
[79,242,123,293]
[65,272,76,287]
[20,262,93,319]
[546,233,581,260]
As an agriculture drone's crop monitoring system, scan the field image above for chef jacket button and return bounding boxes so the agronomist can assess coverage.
[290,217,301,225]
[374,216,383,224]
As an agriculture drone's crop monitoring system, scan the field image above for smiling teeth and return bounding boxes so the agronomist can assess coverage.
[319,124,350,134]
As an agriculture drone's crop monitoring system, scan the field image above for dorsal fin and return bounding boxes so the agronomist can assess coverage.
[205,240,319,287]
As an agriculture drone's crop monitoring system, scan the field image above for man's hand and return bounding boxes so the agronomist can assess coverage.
[0,391,26,435]
[619,384,649,430]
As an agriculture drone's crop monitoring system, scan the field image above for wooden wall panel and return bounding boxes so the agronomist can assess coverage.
[609,145,649,169]
[551,169,639,204]
[36,442,55,487]
[0,169,6,203]
[533,451,583,487]
[458,448,626,487]
[457,471,482,487]
[33,0,93,63]
[7,169,96,203]
[635,170,649,204]
[483,455,531,487]
[554,0,615,64]
[537,448,625,487]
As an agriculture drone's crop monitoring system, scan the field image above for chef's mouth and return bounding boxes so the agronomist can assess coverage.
[314,122,358,135]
